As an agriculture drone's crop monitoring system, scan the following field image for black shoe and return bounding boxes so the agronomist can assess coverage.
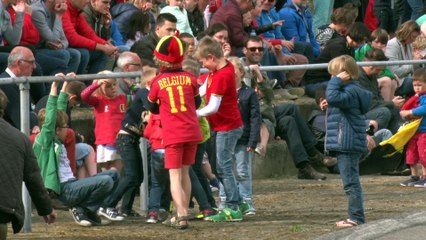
[121,209,142,218]
[298,164,327,181]
[69,207,92,227]
[87,210,110,225]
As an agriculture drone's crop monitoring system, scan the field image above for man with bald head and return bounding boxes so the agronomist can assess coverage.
[115,51,142,95]
[0,46,37,129]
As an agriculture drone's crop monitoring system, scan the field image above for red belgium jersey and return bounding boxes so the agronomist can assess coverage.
[148,69,202,147]
[205,61,243,131]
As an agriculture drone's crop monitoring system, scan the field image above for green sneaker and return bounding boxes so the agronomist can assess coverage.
[239,202,249,215]
[208,208,242,222]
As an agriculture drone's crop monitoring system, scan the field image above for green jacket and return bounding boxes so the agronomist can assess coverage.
[33,92,69,195]
[355,43,395,80]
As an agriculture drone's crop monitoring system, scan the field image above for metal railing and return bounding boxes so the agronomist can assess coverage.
[3,58,426,232]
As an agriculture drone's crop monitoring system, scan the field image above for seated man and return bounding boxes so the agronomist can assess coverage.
[62,0,118,74]
[33,79,123,226]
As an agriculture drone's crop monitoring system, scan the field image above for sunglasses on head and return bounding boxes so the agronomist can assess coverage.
[247,47,264,52]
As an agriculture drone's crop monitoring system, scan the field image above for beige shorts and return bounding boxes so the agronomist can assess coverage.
[96,144,121,163]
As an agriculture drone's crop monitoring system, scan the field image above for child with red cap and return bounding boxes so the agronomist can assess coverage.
[146,35,202,229]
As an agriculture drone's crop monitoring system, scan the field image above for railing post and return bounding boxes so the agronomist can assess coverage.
[139,138,149,214]
[19,80,32,233]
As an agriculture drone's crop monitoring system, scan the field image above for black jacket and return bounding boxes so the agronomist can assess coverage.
[0,118,52,233]
[130,33,159,67]
[237,83,261,148]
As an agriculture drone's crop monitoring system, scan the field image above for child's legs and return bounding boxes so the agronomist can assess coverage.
[216,127,243,210]
[166,142,197,217]
[64,128,76,175]
[416,133,426,175]
[377,77,397,101]
[192,143,215,207]
[76,143,97,179]
[148,150,169,213]
[406,134,420,176]
[336,152,365,224]
[235,144,253,202]
[259,121,270,149]
[202,160,216,180]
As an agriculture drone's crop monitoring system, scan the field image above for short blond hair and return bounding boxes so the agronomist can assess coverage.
[328,55,359,79]
[412,34,426,50]
[140,67,157,87]
[95,70,117,96]
[227,57,245,78]
[193,36,223,59]
[182,58,201,77]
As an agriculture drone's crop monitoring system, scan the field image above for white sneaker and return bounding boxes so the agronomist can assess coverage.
[98,207,124,221]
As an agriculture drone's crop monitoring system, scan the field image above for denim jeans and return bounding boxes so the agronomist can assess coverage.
[336,152,365,224]
[216,127,243,210]
[190,166,211,211]
[312,0,334,32]
[406,0,424,20]
[58,170,118,212]
[305,81,328,98]
[75,48,106,75]
[235,143,253,202]
[67,48,82,74]
[192,142,216,208]
[148,149,170,213]
[366,106,391,130]
[395,77,414,98]
[35,49,69,76]
[106,134,144,212]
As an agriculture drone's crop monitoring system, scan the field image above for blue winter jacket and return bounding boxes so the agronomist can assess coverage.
[278,0,320,57]
[411,95,426,132]
[256,8,290,54]
[325,76,372,154]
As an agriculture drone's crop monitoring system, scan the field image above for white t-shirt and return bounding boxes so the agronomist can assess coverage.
[56,143,76,183]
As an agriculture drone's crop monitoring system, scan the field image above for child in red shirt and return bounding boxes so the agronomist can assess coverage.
[194,36,244,222]
[81,70,127,173]
[146,35,202,229]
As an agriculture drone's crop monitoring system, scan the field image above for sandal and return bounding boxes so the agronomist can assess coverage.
[163,215,189,230]
[335,219,358,228]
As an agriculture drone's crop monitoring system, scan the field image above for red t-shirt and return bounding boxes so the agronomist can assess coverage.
[148,69,202,147]
[205,61,243,131]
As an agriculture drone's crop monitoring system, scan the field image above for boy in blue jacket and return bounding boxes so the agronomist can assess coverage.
[325,55,372,228]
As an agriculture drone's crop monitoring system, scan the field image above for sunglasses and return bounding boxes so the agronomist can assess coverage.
[247,47,264,52]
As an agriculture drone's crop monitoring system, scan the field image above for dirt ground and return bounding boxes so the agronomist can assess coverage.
[8,174,426,240]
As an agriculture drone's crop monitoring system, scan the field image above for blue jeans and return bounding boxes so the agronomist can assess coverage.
[58,170,118,212]
[216,127,243,210]
[148,149,170,213]
[366,107,391,130]
[406,0,424,20]
[337,152,365,224]
[107,134,144,212]
[235,143,253,201]
[67,48,82,74]
[312,0,334,32]
[192,142,216,208]
[305,81,328,98]
[395,77,414,98]
[75,48,107,75]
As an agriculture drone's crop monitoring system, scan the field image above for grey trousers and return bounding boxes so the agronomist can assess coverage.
[0,223,7,240]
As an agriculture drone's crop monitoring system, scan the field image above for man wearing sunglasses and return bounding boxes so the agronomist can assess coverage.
[241,36,328,181]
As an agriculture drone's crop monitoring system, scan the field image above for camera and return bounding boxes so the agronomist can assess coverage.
[366,125,374,136]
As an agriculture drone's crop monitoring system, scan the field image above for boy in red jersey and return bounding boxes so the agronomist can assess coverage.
[194,36,244,222]
[146,35,202,229]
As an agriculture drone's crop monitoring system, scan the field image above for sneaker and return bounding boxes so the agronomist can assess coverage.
[400,176,420,187]
[218,197,226,211]
[298,164,327,181]
[201,209,218,221]
[287,87,305,97]
[86,210,110,226]
[323,156,337,167]
[98,207,124,221]
[208,208,242,222]
[255,145,266,157]
[270,78,279,89]
[309,153,329,173]
[69,207,92,227]
[158,208,169,222]
[278,89,298,100]
[146,211,159,223]
[414,179,426,188]
[121,209,141,218]
[240,202,256,216]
